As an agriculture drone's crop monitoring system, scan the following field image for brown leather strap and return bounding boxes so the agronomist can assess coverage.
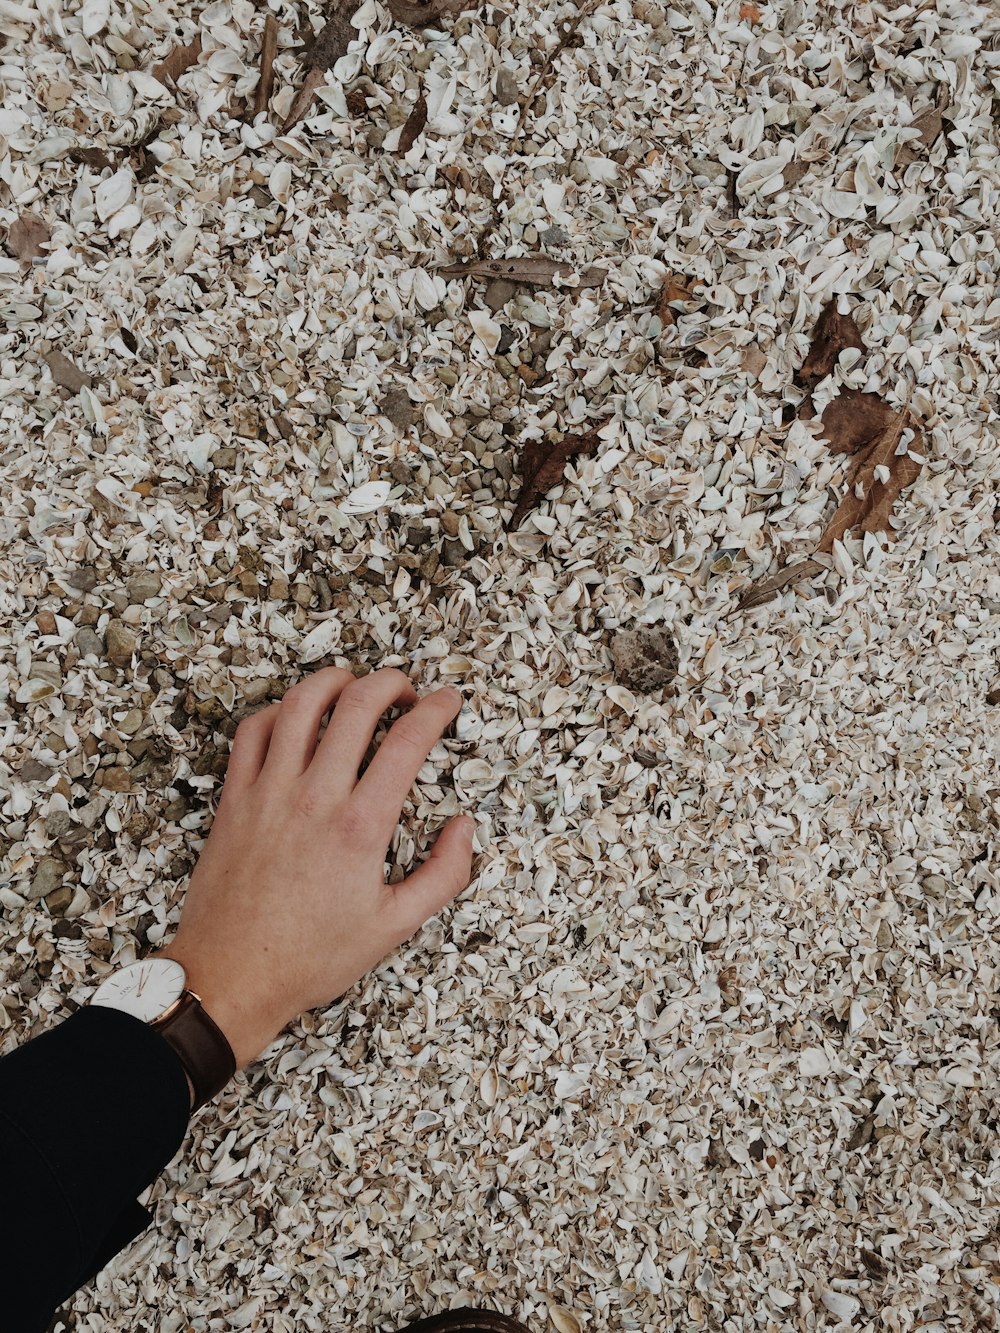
[153,992,236,1114]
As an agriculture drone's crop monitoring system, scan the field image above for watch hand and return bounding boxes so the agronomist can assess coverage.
[136,967,148,997]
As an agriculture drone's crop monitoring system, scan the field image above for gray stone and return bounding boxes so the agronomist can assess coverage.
[610,627,679,693]
[18,758,53,783]
[117,708,144,736]
[75,626,104,659]
[107,589,129,613]
[484,279,519,312]
[65,567,98,592]
[105,620,137,667]
[540,224,570,247]
[28,856,65,901]
[440,538,466,568]
[494,66,519,106]
[127,573,162,603]
[45,810,74,839]
[380,386,416,429]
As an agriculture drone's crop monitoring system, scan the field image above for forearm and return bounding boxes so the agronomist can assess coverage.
[0,1005,192,1330]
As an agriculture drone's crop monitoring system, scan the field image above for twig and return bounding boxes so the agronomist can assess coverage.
[282,1,361,134]
[254,15,278,118]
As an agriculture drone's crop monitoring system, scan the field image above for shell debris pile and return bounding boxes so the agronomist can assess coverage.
[1,0,1000,1329]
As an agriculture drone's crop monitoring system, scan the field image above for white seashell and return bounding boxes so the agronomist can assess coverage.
[297,618,340,662]
[79,385,107,433]
[412,268,440,311]
[468,308,502,355]
[81,0,110,37]
[341,480,390,514]
[549,1310,581,1333]
[95,168,133,223]
[108,204,142,239]
[269,161,292,203]
[16,679,57,703]
[819,1290,860,1321]
[479,1068,498,1106]
[454,758,498,785]
[799,1047,831,1076]
[106,108,161,147]
[439,656,472,675]
[424,404,451,438]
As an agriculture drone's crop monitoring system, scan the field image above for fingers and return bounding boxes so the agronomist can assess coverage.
[260,666,359,779]
[309,668,420,802]
[221,703,280,794]
[386,816,476,946]
[349,687,463,842]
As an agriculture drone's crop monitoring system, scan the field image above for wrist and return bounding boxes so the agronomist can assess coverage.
[154,944,271,1073]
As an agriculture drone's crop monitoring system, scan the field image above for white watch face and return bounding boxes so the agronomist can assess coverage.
[91,958,186,1022]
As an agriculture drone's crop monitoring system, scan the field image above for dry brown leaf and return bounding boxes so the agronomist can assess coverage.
[735,559,826,613]
[816,408,923,553]
[506,427,603,531]
[386,0,477,26]
[817,388,899,456]
[396,90,427,155]
[69,145,114,170]
[796,298,865,386]
[6,211,50,263]
[437,256,607,288]
[739,1,763,21]
[282,3,361,133]
[656,272,698,326]
[43,351,93,393]
[152,34,203,85]
[254,15,278,117]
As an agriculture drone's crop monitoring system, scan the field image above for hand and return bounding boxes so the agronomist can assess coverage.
[156,666,475,1073]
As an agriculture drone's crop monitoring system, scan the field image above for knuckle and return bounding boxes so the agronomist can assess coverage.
[390,716,426,751]
[294,785,322,820]
[335,801,374,843]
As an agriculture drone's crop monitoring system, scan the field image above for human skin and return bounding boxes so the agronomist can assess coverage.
[156,666,475,1106]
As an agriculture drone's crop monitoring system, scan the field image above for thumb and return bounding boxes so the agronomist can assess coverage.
[389,816,476,943]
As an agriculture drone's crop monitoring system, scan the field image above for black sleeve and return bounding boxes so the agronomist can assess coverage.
[0,1004,192,1333]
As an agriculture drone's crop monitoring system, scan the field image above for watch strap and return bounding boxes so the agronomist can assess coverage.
[152,992,236,1113]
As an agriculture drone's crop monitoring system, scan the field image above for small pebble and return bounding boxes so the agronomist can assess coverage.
[28,856,65,901]
[127,573,162,603]
[45,810,74,839]
[494,66,520,106]
[36,610,57,635]
[65,567,98,592]
[105,620,137,667]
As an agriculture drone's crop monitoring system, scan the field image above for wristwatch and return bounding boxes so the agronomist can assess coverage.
[90,957,236,1114]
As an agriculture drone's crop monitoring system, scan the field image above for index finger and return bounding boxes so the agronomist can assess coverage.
[351,688,463,841]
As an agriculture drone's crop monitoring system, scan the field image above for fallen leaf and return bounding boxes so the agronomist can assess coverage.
[438,256,606,288]
[282,2,361,134]
[911,104,944,148]
[817,389,899,457]
[739,1,763,21]
[254,15,278,118]
[815,408,923,553]
[734,559,826,612]
[6,211,50,263]
[69,146,114,170]
[152,34,203,85]
[396,89,428,155]
[43,351,93,393]
[507,427,602,530]
[386,0,477,25]
[656,272,698,325]
[796,298,865,386]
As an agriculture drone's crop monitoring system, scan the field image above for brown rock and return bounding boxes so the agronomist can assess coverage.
[102,766,133,792]
[105,620,137,667]
[36,611,57,635]
[610,627,679,693]
[45,886,74,914]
